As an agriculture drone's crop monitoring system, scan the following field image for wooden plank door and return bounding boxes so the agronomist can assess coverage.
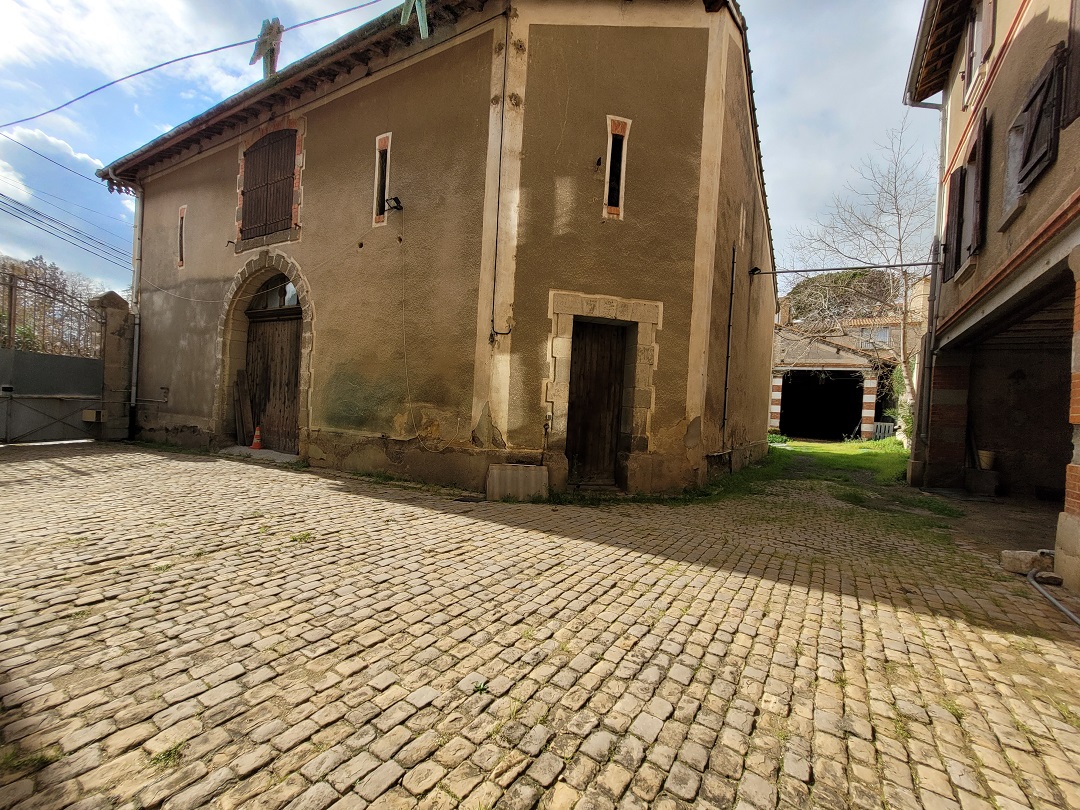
[245,315,301,453]
[565,320,627,485]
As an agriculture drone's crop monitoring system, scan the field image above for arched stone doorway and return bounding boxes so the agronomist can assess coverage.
[213,251,313,454]
[244,275,302,453]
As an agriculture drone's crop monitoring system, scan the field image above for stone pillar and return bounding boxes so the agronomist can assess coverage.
[922,349,971,489]
[1055,251,1080,590]
[90,292,134,441]
[860,375,877,439]
[768,374,782,432]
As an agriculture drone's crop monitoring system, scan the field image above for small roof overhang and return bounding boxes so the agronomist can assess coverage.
[904,0,971,105]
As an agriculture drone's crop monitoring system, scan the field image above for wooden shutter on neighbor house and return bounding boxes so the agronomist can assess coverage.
[241,130,297,240]
[943,168,965,283]
[967,109,989,257]
[1018,48,1065,192]
[1065,0,1080,127]
[981,0,996,60]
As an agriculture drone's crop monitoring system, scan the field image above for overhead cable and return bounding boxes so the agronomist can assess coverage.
[0,206,131,271]
[0,178,132,240]
[0,132,104,185]
[0,0,395,130]
[0,175,132,223]
[0,192,130,259]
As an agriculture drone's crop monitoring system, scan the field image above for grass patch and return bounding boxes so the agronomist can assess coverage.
[833,488,869,507]
[290,532,313,543]
[941,698,965,721]
[0,746,62,774]
[894,494,965,517]
[789,438,909,484]
[148,742,185,769]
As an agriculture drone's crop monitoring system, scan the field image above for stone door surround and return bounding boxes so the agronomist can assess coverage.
[545,290,662,454]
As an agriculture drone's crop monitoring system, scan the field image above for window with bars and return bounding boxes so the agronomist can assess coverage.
[241,129,297,241]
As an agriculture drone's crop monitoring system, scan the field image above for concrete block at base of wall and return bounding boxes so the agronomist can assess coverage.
[486,464,549,502]
[1000,549,1055,575]
[1056,511,1080,591]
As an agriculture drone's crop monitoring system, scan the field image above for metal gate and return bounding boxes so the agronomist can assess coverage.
[1,272,105,443]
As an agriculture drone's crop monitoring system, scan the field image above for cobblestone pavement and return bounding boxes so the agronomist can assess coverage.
[2,442,1080,810]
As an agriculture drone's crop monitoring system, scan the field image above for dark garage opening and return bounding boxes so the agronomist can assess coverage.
[779,370,864,441]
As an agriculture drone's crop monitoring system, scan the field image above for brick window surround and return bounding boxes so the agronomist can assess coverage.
[235,117,305,254]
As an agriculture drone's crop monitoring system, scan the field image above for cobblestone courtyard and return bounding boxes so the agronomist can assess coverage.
[2,442,1079,810]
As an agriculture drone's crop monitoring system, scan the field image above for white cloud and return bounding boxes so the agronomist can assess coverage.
[0,0,400,111]
[121,199,136,213]
[8,127,104,169]
[0,160,31,201]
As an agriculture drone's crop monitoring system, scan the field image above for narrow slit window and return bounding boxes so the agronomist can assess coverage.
[177,205,187,268]
[604,117,631,219]
[373,132,392,226]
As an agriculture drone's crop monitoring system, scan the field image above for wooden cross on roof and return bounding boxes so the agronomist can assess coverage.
[250,17,286,79]
[400,0,430,39]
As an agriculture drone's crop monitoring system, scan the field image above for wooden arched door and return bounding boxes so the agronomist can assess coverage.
[245,274,301,454]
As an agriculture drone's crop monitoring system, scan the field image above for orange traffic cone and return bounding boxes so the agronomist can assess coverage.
[251,426,263,450]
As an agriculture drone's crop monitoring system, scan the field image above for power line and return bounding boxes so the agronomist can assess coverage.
[0,206,131,271]
[0,175,131,223]
[0,192,130,260]
[0,0,395,130]
[0,193,132,263]
[0,177,132,242]
[0,132,104,185]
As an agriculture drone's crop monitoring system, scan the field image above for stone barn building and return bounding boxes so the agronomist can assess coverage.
[100,0,777,494]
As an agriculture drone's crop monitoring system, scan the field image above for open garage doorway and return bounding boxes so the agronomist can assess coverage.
[779,370,864,440]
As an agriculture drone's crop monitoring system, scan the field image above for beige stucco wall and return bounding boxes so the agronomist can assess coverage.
[937,0,1079,324]
[138,146,244,436]
[135,33,494,464]
[702,34,775,471]
[508,22,709,490]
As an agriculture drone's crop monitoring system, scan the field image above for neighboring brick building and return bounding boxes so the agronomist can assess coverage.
[99,0,777,494]
[770,316,919,441]
[905,0,1080,587]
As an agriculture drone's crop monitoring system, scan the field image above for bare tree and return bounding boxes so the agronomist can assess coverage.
[784,115,936,438]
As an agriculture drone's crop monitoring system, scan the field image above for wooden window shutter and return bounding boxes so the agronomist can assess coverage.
[943,168,965,283]
[241,129,297,240]
[1018,48,1064,193]
[968,109,989,256]
[1065,0,1080,127]
[980,0,995,60]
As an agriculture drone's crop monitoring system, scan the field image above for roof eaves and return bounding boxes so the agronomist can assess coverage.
[98,1,467,189]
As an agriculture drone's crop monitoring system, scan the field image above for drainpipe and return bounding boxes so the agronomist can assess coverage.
[721,245,737,449]
[111,169,143,437]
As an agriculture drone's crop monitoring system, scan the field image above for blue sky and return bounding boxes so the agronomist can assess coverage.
[0,0,939,293]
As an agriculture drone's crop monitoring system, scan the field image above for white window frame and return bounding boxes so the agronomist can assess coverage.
[603,116,631,220]
[372,132,392,228]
